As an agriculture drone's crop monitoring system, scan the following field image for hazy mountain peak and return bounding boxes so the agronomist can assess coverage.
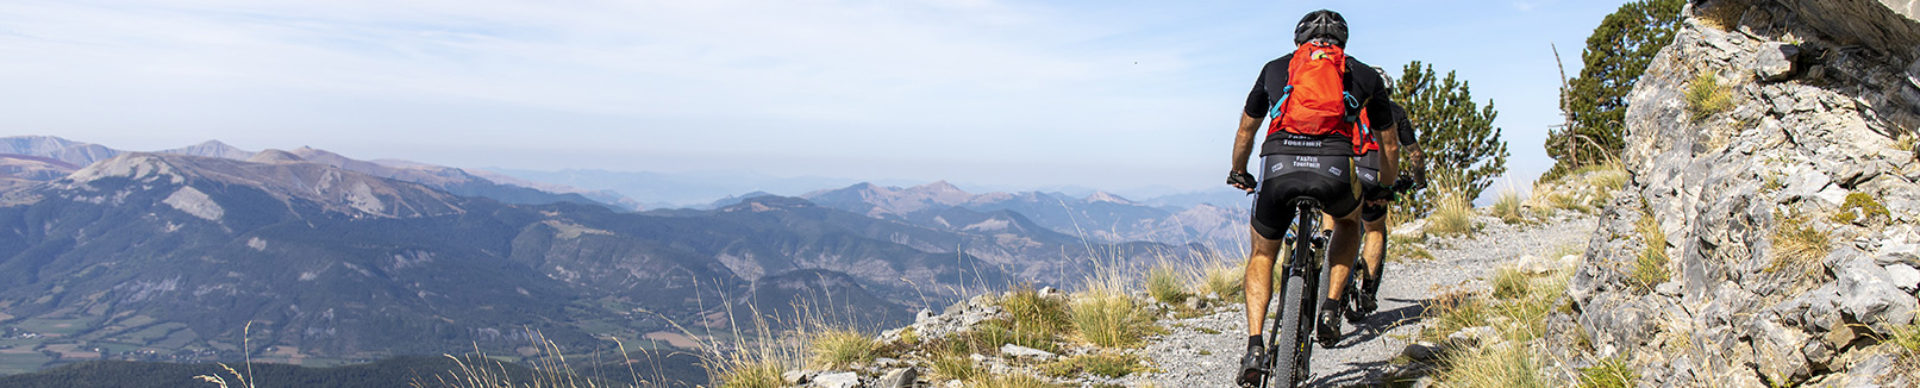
[0,135,121,167]
[160,140,254,160]
[1084,191,1133,205]
[66,153,188,185]
[247,149,306,164]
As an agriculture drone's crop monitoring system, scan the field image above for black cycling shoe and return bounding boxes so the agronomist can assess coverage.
[1316,303,1343,347]
[1237,346,1271,387]
[1349,274,1380,323]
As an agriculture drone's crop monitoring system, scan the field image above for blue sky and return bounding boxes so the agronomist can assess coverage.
[0,0,1631,198]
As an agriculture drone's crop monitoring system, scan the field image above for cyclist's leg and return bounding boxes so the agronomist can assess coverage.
[1243,225,1286,337]
[1362,216,1387,278]
[1322,208,1364,301]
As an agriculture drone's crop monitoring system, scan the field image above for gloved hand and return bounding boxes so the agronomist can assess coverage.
[1228,171,1258,193]
[1392,176,1418,194]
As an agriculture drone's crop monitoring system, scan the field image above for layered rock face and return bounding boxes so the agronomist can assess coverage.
[1556,0,1920,386]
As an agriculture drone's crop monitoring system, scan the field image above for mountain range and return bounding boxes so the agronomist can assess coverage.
[0,136,1188,384]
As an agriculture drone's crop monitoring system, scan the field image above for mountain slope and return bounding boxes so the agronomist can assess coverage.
[802,182,1245,246]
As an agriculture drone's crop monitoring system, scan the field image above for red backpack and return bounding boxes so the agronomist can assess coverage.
[1267,42,1379,155]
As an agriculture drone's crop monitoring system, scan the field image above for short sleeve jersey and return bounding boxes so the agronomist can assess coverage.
[1242,53,1395,156]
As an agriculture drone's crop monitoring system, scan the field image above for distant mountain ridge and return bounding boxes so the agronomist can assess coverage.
[0,136,632,210]
[801,181,1246,246]
[0,149,1178,384]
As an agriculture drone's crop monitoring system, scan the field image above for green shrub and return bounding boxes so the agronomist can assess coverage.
[1831,192,1889,225]
[1545,0,1684,176]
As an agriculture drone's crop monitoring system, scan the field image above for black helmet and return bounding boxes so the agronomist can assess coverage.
[1294,10,1348,47]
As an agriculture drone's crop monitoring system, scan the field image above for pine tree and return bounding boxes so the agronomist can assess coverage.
[1395,61,1509,216]
[1543,0,1684,179]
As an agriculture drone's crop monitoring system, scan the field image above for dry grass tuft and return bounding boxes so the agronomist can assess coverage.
[1433,342,1547,388]
[807,328,878,369]
[1490,189,1529,225]
[1629,213,1670,293]
[1040,352,1143,379]
[1426,176,1477,238]
[1767,211,1831,282]
[1686,72,1733,121]
[1577,356,1635,388]
[1145,264,1190,305]
[1198,260,1246,302]
[1068,274,1158,348]
[967,374,1062,388]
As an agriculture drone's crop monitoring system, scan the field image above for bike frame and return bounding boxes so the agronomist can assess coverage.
[1262,198,1331,387]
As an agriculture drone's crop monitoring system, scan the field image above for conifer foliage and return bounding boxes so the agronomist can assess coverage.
[1394,61,1509,216]
[1544,0,1685,179]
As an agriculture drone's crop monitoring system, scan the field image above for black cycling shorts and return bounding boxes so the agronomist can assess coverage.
[1250,154,1362,240]
[1356,152,1389,222]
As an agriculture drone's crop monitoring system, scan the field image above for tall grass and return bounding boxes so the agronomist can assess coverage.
[1144,264,1190,305]
[1069,273,1157,348]
[1433,342,1547,388]
[1629,213,1670,293]
[807,329,878,369]
[1198,260,1246,302]
[1490,189,1529,225]
[1426,175,1477,238]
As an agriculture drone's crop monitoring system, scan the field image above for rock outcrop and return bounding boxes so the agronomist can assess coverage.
[1556,0,1920,386]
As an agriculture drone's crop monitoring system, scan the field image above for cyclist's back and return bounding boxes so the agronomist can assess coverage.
[1224,9,1395,387]
[1242,26,1393,240]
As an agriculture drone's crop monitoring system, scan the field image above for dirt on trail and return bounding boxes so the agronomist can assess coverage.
[1128,213,1598,386]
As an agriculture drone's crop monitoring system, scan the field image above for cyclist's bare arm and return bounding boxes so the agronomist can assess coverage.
[1378,123,1401,185]
[1230,113,1262,193]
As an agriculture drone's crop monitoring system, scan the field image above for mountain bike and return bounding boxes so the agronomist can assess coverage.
[1258,198,1334,388]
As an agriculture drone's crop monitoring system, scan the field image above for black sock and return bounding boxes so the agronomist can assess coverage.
[1247,335,1264,350]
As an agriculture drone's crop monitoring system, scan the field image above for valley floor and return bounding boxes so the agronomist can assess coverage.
[1131,213,1598,386]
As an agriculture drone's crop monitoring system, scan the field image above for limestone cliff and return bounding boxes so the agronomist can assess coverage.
[1554,0,1920,386]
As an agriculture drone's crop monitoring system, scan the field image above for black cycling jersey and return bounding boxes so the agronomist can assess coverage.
[1389,101,1417,146]
[1243,54,1396,156]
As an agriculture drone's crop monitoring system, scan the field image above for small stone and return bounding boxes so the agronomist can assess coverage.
[999,343,1057,360]
[1183,296,1207,311]
[915,309,935,323]
[1038,286,1063,298]
[1446,326,1498,349]
[1887,264,1920,292]
[1655,282,1683,296]
[811,371,860,388]
[1401,341,1442,362]
[1753,43,1801,82]
[874,368,917,388]
[783,370,814,385]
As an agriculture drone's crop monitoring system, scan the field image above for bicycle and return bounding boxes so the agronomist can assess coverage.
[1256,198,1335,388]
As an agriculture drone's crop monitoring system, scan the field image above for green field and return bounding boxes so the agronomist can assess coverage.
[0,352,53,375]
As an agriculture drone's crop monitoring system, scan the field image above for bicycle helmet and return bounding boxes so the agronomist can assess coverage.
[1294,10,1348,47]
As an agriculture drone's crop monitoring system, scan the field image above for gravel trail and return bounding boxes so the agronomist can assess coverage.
[1129,213,1598,387]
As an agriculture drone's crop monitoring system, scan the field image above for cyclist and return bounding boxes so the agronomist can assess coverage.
[1228,9,1398,386]
[1347,97,1425,321]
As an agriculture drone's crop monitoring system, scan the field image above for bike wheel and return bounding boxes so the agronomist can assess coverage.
[1268,270,1310,388]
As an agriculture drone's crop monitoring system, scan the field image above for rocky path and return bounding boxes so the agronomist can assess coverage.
[1129,213,1598,387]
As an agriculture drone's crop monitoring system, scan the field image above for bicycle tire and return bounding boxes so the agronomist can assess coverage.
[1268,271,1310,387]
[1268,211,1323,388]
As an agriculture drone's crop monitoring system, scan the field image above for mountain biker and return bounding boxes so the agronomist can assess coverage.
[1227,9,1397,386]
[1348,96,1426,321]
